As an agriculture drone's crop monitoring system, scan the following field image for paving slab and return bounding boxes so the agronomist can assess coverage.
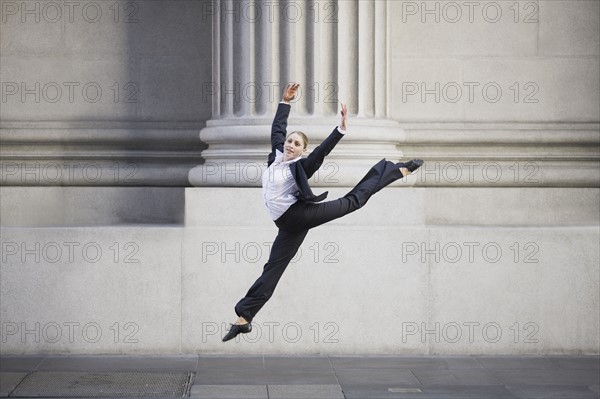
[343,385,518,399]
[548,356,600,370]
[190,384,268,399]
[36,355,198,372]
[476,356,557,370]
[196,356,264,371]
[0,356,44,372]
[410,368,502,386]
[330,356,448,370]
[195,367,338,385]
[342,387,424,399]
[335,368,420,387]
[505,384,600,399]
[440,357,485,369]
[267,384,344,399]
[263,356,333,370]
[490,369,600,386]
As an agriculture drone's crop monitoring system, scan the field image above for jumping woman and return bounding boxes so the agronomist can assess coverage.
[222,83,423,342]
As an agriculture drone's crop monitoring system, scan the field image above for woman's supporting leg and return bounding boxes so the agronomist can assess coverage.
[234,228,309,323]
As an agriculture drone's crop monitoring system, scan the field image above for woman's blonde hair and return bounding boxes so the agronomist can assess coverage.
[287,131,309,149]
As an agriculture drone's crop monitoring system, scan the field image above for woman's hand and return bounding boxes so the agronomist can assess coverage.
[340,103,348,132]
[282,83,300,102]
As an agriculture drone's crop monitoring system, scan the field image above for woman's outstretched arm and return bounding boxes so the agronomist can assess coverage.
[268,83,300,166]
[300,103,347,179]
[340,103,347,132]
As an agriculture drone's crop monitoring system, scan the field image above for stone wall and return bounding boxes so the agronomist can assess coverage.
[1,0,211,186]
[1,0,598,354]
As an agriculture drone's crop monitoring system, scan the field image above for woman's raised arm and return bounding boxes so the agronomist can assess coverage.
[267,83,299,166]
[340,103,348,132]
[282,82,300,102]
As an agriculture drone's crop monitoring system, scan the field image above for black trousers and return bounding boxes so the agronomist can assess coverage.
[234,159,405,322]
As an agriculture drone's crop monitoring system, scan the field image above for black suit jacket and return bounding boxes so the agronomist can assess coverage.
[268,103,344,203]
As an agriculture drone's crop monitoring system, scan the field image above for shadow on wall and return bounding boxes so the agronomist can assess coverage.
[0,187,185,227]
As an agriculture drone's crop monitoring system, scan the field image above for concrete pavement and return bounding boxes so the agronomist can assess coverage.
[1,354,599,398]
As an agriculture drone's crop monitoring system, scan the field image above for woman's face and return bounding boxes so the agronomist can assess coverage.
[283,132,306,161]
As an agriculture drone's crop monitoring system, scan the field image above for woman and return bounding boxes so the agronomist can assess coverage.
[223,83,423,342]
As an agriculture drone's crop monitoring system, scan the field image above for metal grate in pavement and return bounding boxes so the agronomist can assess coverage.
[1,372,29,396]
[10,371,193,397]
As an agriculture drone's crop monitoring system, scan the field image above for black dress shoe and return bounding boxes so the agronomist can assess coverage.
[222,323,252,342]
[398,159,424,172]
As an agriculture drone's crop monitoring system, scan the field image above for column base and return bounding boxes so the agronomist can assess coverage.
[189,117,406,187]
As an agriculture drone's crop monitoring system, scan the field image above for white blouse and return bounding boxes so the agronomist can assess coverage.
[262,149,301,221]
[261,126,346,221]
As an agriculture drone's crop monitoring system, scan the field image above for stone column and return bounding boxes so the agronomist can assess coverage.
[189,0,405,187]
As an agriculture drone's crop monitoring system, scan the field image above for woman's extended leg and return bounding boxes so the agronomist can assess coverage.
[278,159,418,231]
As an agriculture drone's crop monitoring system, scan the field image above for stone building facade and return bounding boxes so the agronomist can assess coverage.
[1,0,598,354]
